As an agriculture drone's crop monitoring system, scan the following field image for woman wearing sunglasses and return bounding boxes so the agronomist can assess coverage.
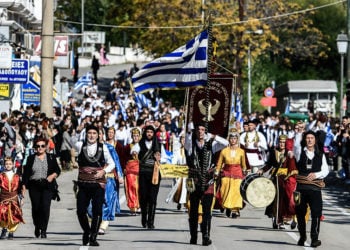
[22,137,61,239]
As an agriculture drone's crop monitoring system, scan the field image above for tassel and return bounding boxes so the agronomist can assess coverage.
[152,161,160,185]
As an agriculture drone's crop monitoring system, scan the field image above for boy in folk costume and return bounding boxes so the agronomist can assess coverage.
[0,157,24,239]
[240,119,268,173]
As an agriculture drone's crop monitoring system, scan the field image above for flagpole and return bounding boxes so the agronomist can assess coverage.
[183,88,189,135]
[199,11,213,191]
[205,12,213,132]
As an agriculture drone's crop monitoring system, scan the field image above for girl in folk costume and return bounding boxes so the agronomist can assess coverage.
[156,123,171,151]
[215,130,247,218]
[105,127,124,216]
[0,157,24,239]
[97,128,124,235]
[260,135,298,229]
[123,127,142,215]
[166,135,188,210]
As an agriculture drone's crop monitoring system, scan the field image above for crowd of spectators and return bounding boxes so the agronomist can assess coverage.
[1,65,350,184]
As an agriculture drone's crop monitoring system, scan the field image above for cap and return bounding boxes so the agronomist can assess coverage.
[248,118,258,125]
[86,124,99,133]
[144,125,155,133]
[304,130,317,138]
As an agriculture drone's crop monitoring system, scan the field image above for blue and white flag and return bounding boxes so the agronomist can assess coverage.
[284,100,290,114]
[74,72,92,91]
[235,94,243,122]
[132,30,208,93]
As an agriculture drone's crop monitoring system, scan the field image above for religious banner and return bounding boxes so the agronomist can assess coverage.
[186,74,234,138]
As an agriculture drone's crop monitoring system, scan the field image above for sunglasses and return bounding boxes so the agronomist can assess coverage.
[36,144,46,148]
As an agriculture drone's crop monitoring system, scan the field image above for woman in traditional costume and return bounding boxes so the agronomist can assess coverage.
[215,130,247,218]
[123,127,141,215]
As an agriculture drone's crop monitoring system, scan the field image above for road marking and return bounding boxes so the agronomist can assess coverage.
[286,232,312,249]
[323,194,350,216]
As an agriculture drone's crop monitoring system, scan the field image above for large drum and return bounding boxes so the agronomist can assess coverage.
[240,173,276,208]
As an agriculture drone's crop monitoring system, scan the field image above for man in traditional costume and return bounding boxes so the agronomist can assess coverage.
[75,125,115,246]
[295,130,329,248]
[132,125,161,229]
[185,122,228,246]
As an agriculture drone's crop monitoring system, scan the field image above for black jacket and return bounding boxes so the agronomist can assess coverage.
[22,153,61,190]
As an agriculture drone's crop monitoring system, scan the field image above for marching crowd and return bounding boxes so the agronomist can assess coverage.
[0,65,349,248]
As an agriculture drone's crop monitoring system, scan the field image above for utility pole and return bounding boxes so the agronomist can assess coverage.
[347,0,350,81]
[40,0,54,117]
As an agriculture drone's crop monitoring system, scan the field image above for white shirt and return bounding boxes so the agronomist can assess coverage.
[304,147,329,179]
[75,141,115,173]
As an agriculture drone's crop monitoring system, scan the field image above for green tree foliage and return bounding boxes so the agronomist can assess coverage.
[55,0,347,114]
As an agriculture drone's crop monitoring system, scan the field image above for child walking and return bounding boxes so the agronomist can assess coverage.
[0,157,24,239]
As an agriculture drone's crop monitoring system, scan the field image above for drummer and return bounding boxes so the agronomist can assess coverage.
[240,119,268,173]
[258,134,298,229]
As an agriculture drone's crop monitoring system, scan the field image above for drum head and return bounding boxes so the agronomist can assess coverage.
[245,177,275,208]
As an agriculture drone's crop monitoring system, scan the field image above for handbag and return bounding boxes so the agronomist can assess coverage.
[51,179,61,202]
[186,178,196,193]
[293,191,301,206]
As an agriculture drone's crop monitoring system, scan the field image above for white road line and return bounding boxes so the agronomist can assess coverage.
[323,194,350,216]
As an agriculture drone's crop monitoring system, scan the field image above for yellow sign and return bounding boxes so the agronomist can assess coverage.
[159,164,189,178]
[0,84,9,97]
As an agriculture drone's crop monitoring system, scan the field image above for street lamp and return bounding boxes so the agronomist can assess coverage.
[246,29,263,114]
[337,33,348,117]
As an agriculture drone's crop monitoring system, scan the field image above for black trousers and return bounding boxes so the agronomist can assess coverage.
[76,183,105,235]
[189,189,214,240]
[295,188,322,240]
[28,180,53,232]
[139,170,160,226]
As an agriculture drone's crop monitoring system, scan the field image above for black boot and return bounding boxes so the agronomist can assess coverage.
[141,204,148,228]
[40,231,47,238]
[147,204,156,229]
[201,218,212,246]
[82,232,90,246]
[310,217,321,247]
[34,227,40,238]
[89,215,101,246]
[189,218,198,245]
[89,233,99,246]
[0,228,7,239]
[7,232,13,240]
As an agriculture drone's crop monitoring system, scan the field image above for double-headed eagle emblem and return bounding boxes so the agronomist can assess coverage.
[198,99,221,121]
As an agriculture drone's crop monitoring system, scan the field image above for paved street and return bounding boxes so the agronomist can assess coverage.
[1,168,349,250]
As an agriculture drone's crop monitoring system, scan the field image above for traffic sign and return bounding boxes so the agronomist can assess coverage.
[260,97,277,107]
[264,87,274,97]
[0,59,29,84]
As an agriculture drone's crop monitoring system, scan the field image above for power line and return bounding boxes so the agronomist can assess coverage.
[55,0,345,30]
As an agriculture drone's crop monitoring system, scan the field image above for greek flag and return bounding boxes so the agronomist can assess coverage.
[132,30,208,93]
[235,94,243,122]
[74,72,92,91]
[284,100,290,114]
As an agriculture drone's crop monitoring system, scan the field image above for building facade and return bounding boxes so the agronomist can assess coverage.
[0,0,42,56]
[273,80,338,117]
